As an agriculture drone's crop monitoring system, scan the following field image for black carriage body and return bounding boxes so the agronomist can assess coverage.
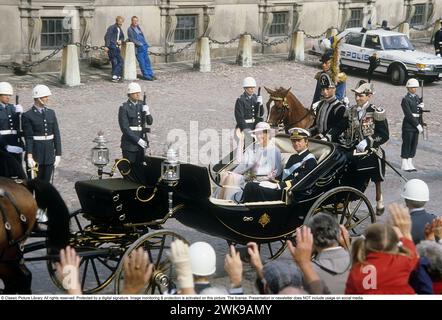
[75,178,164,224]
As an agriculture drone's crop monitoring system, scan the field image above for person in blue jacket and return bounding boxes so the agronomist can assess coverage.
[127,16,157,81]
[104,16,125,82]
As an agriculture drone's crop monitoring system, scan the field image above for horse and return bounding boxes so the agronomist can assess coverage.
[0,153,70,293]
[265,87,315,132]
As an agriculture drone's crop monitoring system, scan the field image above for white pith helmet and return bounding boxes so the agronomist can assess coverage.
[189,242,216,276]
[401,179,429,202]
[32,85,52,98]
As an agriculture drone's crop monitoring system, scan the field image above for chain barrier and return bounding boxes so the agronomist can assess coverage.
[208,33,246,45]
[148,38,198,57]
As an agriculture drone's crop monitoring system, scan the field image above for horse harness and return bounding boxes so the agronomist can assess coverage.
[269,95,315,129]
[0,180,31,250]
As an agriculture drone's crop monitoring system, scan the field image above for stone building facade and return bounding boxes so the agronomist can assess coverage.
[0,0,440,66]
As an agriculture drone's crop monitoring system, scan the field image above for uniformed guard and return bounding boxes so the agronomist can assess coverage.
[309,73,347,143]
[343,80,389,215]
[234,77,264,136]
[434,23,442,57]
[0,82,24,164]
[22,85,62,182]
[118,82,152,165]
[400,78,424,172]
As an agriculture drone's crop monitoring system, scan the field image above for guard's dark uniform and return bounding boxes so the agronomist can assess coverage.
[234,93,263,131]
[401,92,422,159]
[22,106,62,182]
[343,103,389,182]
[242,150,317,202]
[118,99,153,164]
[310,96,347,142]
[0,102,23,163]
[434,27,442,56]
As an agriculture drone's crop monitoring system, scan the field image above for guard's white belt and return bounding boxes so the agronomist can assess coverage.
[0,130,17,135]
[33,134,54,140]
[244,119,254,124]
[129,126,142,131]
[412,113,420,118]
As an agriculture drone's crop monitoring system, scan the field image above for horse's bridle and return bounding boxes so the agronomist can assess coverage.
[0,183,30,249]
[267,96,289,128]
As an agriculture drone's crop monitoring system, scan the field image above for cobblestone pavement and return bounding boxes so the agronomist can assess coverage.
[1,40,441,294]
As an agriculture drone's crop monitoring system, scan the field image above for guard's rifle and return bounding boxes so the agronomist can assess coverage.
[419,80,430,141]
[257,86,264,122]
[142,91,151,153]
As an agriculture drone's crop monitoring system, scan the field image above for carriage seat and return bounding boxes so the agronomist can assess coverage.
[274,137,332,167]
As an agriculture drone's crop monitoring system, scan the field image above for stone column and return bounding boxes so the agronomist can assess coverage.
[338,0,350,31]
[122,42,137,80]
[399,22,410,37]
[19,3,43,61]
[160,4,178,63]
[79,7,95,58]
[193,37,211,72]
[60,44,81,86]
[288,31,304,61]
[236,34,252,67]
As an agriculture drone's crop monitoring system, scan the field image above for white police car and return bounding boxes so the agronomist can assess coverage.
[313,28,442,85]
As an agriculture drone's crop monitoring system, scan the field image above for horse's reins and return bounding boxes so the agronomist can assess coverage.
[268,95,315,128]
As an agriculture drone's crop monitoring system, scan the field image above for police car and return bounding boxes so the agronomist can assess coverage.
[312,28,442,85]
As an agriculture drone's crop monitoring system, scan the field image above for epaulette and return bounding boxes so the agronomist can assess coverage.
[373,105,386,121]
[337,72,347,82]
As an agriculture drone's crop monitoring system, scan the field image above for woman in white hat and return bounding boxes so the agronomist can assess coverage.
[217,122,282,201]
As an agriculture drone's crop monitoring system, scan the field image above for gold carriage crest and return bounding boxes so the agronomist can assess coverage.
[258,213,271,228]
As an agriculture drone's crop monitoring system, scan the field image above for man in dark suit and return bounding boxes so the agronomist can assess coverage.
[22,85,62,182]
[104,16,125,82]
[242,128,317,202]
[434,22,442,57]
[118,82,153,165]
[401,78,424,172]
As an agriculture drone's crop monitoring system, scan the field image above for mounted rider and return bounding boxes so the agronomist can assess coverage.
[342,80,389,215]
[309,73,347,143]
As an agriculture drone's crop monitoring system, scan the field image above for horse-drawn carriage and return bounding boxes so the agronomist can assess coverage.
[1,130,374,294]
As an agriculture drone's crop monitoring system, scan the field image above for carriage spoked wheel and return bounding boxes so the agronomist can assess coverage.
[114,230,187,294]
[47,209,125,294]
[304,187,376,237]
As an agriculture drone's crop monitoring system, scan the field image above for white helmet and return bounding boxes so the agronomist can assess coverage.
[0,82,13,95]
[406,78,420,88]
[401,179,429,202]
[189,242,216,276]
[127,82,141,94]
[242,77,256,88]
[32,85,52,98]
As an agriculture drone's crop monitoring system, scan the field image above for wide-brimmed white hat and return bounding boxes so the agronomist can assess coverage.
[250,122,273,133]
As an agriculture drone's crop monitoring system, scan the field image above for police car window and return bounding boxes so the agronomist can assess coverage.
[364,35,381,49]
[345,33,364,46]
[381,35,414,50]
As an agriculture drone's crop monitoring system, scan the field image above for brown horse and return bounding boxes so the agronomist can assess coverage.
[0,176,70,293]
[265,87,315,132]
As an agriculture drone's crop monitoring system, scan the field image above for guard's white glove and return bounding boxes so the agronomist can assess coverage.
[342,96,350,106]
[437,53,441,57]
[318,134,328,142]
[259,181,279,189]
[142,104,150,115]
[169,239,193,290]
[6,145,23,154]
[417,124,424,134]
[27,156,36,168]
[14,104,23,113]
[418,102,424,109]
[54,156,61,168]
[356,139,368,152]
[256,96,263,104]
[137,138,148,149]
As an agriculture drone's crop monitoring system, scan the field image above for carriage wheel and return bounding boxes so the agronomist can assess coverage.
[114,230,186,294]
[47,209,124,294]
[304,187,376,237]
[258,239,288,261]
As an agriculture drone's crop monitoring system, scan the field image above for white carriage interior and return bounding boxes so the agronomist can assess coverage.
[209,135,333,206]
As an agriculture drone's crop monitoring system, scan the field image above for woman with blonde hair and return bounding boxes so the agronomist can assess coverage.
[345,203,419,294]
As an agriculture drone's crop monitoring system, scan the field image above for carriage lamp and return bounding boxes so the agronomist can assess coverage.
[91,131,110,179]
[161,148,180,185]
[161,148,180,216]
